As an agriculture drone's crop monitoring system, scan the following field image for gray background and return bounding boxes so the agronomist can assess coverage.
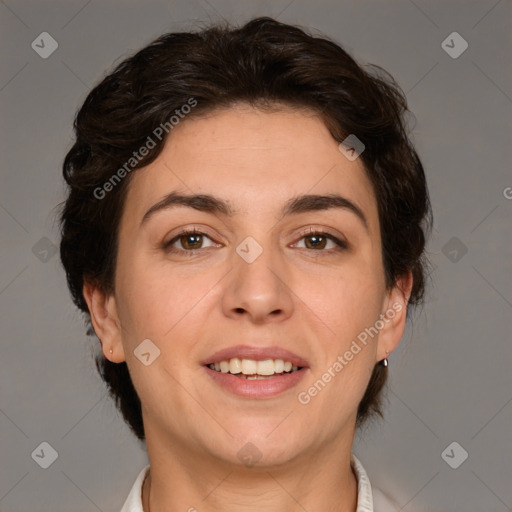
[1,1,511,511]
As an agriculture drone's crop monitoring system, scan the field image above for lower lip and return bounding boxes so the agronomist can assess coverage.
[203,366,308,398]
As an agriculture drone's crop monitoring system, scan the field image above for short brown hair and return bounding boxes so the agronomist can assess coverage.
[59,17,432,441]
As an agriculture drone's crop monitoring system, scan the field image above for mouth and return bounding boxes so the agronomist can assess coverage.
[202,345,309,398]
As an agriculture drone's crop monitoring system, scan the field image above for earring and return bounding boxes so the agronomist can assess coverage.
[382,349,390,367]
[109,348,113,354]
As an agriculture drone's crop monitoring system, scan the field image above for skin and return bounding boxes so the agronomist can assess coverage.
[84,104,412,512]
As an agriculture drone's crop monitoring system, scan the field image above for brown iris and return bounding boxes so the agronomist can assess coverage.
[179,233,203,250]
[304,234,328,250]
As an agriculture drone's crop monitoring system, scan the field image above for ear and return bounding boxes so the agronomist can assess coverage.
[83,281,126,363]
[375,271,414,363]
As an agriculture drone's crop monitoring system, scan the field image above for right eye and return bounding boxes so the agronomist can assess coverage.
[164,229,221,255]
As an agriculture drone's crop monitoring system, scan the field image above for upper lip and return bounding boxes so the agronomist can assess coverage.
[202,345,309,368]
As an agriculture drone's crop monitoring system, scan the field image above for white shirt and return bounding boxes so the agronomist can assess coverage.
[120,454,400,512]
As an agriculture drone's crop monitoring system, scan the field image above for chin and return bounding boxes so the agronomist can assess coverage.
[233,427,307,467]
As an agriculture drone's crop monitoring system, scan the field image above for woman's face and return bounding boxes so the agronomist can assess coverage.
[90,104,409,467]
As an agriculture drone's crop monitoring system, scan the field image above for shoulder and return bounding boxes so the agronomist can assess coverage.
[351,455,401,512]
[120,465,150,512]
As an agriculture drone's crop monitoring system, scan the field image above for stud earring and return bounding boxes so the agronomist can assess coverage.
[109,348,113,354]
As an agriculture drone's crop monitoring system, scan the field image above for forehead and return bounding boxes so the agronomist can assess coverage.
[123,105,379,232]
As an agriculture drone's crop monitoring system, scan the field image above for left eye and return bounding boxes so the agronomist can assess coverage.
[292,231,347,251]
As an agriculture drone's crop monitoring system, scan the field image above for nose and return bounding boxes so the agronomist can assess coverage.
[221,237,294,324]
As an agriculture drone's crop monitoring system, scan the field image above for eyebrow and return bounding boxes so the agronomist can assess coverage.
[140,192,369,231]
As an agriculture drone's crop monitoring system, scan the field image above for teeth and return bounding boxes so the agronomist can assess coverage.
[274,359,284,373]
[208,358,301,376]
[242,359,257,375]
[229,357,242,374]
[256,359,275,376]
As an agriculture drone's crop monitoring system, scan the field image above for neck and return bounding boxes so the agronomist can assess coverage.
[141,428,358,512]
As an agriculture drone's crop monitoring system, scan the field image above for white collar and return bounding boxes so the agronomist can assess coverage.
[120,454,376,512]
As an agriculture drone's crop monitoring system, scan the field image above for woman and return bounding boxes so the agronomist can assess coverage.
[59,16,431,512]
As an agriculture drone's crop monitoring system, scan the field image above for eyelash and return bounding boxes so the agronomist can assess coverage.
[163,228,348,256]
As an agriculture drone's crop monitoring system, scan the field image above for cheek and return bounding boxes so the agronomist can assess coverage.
[295,260,384,409]
[303,262,384,339]
[113,249,168,343]
[116,277,169,341]
[115,254,216,348]
[114,261,207,405]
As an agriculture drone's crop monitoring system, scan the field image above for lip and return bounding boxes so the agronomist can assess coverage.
[203,365,309,399]
[202,344,309,368]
